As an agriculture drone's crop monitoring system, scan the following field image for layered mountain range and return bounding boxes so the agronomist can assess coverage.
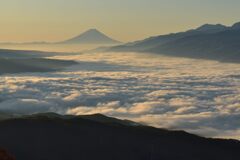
[107,22,240,62]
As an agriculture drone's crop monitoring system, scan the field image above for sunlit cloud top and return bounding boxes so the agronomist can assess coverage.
[0,0,240,42]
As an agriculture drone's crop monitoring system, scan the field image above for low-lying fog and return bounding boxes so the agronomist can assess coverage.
[0,44,105,53]
[1,51,240,139]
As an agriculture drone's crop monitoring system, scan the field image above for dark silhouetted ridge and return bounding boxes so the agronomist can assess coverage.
[0,113,239,160]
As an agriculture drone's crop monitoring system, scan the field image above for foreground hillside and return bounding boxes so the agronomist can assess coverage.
[0,113,239,160]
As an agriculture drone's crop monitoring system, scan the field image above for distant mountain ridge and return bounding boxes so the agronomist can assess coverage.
[232,22,240,30]
[0,113,239,160]
[60,29,121,44]
[107,22,240,62]
[195,24,227,33]
[0,29,121,45]
[0,49,77,75]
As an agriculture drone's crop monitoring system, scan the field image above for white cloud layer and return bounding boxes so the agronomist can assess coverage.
[0,52,240,139]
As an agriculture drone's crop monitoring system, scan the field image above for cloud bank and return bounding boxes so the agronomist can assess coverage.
[0,52,240,139]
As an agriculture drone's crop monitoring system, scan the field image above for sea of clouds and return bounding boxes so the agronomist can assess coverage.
[0,52,240,139]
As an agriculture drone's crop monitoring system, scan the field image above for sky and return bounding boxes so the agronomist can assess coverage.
[0,0,240,42]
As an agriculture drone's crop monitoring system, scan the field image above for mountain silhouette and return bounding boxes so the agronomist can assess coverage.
[107,22,240,62]
[60,29,121,44]
[232,22,240,30]
[195,24,227,33]
[0,113,239,160]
